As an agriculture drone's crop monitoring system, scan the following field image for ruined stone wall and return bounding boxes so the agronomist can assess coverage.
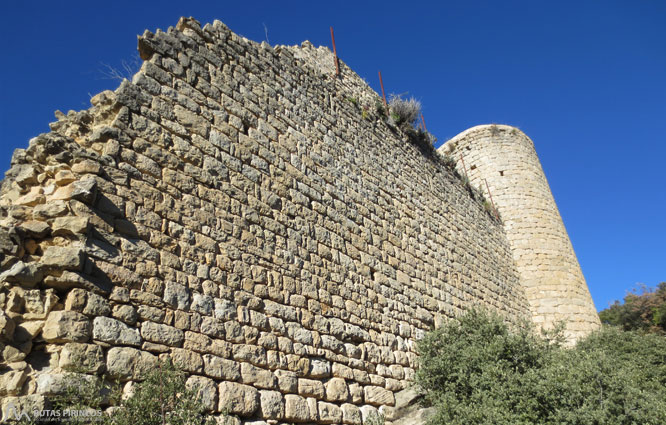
[440,125,600,342]
[0,18,530,424]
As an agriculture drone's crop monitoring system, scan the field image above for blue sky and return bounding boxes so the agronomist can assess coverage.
[1,1,664,311]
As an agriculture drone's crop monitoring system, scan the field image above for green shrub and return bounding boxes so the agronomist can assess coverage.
[52,360,216,425]
[599,282,666,334]
[416,309,666,425]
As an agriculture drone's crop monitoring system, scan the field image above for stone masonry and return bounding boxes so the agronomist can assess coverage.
[0,17,594,424]
[440,125,600,342]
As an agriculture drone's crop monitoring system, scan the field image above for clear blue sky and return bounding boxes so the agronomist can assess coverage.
[1,1,664,311]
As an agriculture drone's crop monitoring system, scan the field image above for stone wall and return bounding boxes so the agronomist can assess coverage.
[1,17,544,424]
[440,125,600,342]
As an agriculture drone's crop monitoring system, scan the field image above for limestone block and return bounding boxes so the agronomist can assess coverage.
[240,362,277,389]
[186,375,217,412]
[202,354,240,380]
[0,369,27,396]
[275,369,298,393]
[342,403,362,425]
[141,321,184,347]
[52,216,90,236]
[36,373,97,395]
[164,348,203,373]
[83,292,111,316]
[112,304,138,325]
[318,401,343,424]
[259,390,284,420]
[40,246,84,271]
[298,378,325,399]
[163,281,191,310]
[106,347,157,380]
[59,343,105,373]
[364,385,395,406]
[217,381,258,417]
[284,394,315,422]
[92,316,141,346]
[309,357,331,378]
[349,383,363,404]
[42,310,90,343]
[325,377,349,402]
[232,344,267,366]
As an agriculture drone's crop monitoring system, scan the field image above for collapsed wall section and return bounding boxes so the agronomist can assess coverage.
[0,18,529,423]
[441,125,600,342]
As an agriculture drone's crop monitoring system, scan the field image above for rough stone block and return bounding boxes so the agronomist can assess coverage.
[240,362,277,389]
[325,377,349,402]
[106,347,157,380]
[141,321,184,347]
[259,390,284,420]
[363,385,395,406]
[318,401,343,424]
[42,310,90,343]
[218,381,258,417]
[59,342,105,373]
[93,316,141,346]
[203,354,240,380]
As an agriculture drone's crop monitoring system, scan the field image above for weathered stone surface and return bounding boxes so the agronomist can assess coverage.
[18,220,51,238]
[141,321,184,347]
[163,348,203,373]
[36,373,97,395]
[342,403,362,425]
[106,347,157,380]
[112,304,138,325]
[309,358,331,378]
[40,246,84,270]
[59,343,105,373]
[42,310,90,343]
[52,216,89,236]
[0,310,16,341]
[259,390,284,420]
[203,354,240,380]
[93,316,141,346]
[364,386,395,406]
[0,369,27,396]
[83,292,111,316]
[186,375,217,412]
[163,281,190,310]
[298,378,325,399]
[325,377,349,402]
[218,381,258,417]
[241,362,277,389]
[318,401,343,424]
[0,261,44,286]
[284,394,315,422]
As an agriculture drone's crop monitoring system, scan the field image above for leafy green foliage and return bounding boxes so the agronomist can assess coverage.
[416,309,666,425]
[599,282,666,334]
[53,360,215,425]
[111,360,214,425]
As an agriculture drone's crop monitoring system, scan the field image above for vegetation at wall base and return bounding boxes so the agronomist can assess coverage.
[415,309,666,425]
[52,360,217,425]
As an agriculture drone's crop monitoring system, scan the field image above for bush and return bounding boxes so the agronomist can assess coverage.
[416,309,666,425]
[388,94,421,128]
[53,360,215,425]
[599,282,666,334]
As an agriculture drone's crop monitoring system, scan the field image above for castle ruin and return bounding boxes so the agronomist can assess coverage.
[0,17,598,424]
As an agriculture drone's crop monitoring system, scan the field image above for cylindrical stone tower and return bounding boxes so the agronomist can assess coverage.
[440,124,600,342]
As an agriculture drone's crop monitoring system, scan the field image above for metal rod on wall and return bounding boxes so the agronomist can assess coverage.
[378,71,388,111]
[330,27,340,77]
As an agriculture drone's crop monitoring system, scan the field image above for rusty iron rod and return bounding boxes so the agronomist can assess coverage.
[484,178,500,220]
[459,154,469,181]
[421,113,427,133]
[330,27,340,76]
[378,71,388,111]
